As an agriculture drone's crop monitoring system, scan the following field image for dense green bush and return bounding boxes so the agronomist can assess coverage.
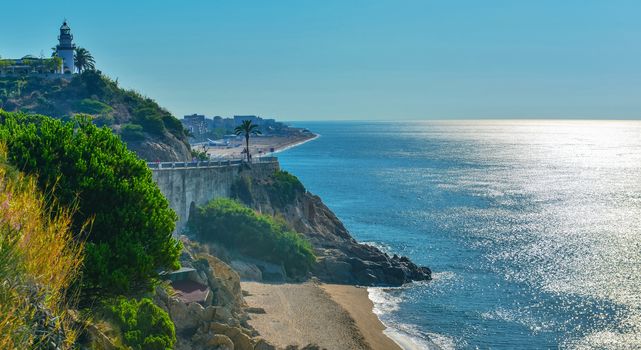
[188,198,315,276]
[121,123,145,140]
[266,170,306,207]
[0,111,181,296]
[191,149,208,161]
[162,114,186,139]
[106,297,176,350]
[75,98,113,115]
[134,107,166,134]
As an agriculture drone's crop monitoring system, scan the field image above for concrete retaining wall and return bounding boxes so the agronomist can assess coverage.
[151,160,279,233]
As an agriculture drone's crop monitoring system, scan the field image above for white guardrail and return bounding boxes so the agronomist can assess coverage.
[147,156,278,169]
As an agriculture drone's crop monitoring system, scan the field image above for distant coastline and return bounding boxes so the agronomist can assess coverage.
[193,131,318,160]
[269,132,320,155]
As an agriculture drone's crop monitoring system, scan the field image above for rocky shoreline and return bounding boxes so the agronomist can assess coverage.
[144,163,432,350]
[233,169,432,286]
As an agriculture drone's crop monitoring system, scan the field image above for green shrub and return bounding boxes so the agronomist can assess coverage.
[121,123,145,140]
[74,98,113,115]
[162,114,185,139]
[266,170,305,207]
[188,198,315,277]
[106,297,176,350]
[191,149,208,161]
[0,111,181,296]
[134,107,166,134]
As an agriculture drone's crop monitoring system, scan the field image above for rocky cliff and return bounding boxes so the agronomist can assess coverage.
[153,166,430,350]
[231,169,432,286]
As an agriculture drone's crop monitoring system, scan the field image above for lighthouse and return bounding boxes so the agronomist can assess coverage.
[56,21,75,74]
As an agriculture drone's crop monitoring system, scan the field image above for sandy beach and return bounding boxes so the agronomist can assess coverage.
[241,281,402,350]
[192,133,317,160]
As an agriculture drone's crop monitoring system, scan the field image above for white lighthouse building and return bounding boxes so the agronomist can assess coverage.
[56,21,75,74]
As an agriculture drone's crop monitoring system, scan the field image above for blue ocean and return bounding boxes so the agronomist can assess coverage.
[276,121,641,349]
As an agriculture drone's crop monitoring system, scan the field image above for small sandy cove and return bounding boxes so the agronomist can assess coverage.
[241,281,402,350]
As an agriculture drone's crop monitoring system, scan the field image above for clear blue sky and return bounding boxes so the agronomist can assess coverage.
[1,1,640,120]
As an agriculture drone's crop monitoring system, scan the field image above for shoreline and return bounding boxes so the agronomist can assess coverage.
[267,133,320,155]
[241,281,406,350]
[368,286,443,350]
[193,132,318,160]
[236,132,429,349]
[321,284,406,350]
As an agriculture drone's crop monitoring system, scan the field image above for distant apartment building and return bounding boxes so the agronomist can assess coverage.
[233,115,263,126]
[181,113,289,143]
[182,114,207,136]
[233,115,282,130]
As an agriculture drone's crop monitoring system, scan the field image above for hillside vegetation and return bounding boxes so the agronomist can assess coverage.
[0,71,191,161]
[188,198,316,277]
[0,111,182,296]
[0,112,182,348]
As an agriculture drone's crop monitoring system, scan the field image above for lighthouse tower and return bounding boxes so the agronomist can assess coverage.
[56,21,75,74]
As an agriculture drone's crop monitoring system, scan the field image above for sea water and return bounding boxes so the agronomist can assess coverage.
[276,120,641,349]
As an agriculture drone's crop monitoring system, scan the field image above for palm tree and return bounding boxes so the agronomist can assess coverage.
[234,120,262,162]
[74,47,95,73]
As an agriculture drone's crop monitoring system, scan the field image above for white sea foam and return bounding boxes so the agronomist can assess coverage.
[385,327,450,350]
[368,286,403,316]
[368,282,456,350]
[362,241,393,255]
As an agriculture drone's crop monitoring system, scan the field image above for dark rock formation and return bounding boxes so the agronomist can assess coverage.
[232,171,432,286]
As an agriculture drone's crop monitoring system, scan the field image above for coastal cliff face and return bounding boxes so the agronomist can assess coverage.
[127,133,191,162]
[231,170,432,286]
[123,131,192,162]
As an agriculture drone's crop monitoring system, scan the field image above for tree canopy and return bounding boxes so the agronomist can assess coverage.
[0,111,182,296]
[234,120,261,162]
[74,47,95,73]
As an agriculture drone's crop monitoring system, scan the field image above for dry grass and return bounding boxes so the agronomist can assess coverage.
[0,144,85,349]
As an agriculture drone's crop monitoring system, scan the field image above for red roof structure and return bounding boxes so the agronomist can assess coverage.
[171,279,210,304]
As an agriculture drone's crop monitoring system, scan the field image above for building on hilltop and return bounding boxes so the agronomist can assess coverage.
[0,21,75,76]
[56,21,75,74]
[0,56,62,76]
